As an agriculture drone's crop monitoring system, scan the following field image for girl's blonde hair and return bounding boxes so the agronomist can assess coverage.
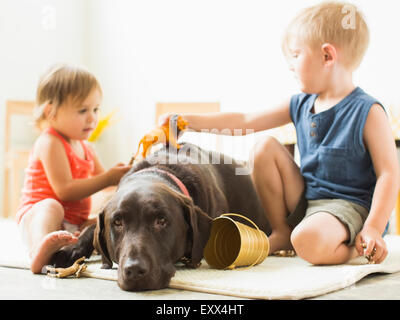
[34,63,102,130]
[282,1,369,70]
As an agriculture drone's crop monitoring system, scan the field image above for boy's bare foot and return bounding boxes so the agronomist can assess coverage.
[29,231,78,274]
[268,226,293,254]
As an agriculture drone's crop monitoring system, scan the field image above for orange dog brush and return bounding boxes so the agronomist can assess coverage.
[129,115,188,165]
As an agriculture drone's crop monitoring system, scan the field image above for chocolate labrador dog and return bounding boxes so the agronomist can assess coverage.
[50,143,272,291]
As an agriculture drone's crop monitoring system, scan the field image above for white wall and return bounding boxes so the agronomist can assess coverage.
[0,0,88,211]
[1,0,400,213]
[85,0,400,167]
[352,0,400,106]
[85,0,304,166]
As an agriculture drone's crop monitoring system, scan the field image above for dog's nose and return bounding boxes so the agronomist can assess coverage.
[123,258,149,281]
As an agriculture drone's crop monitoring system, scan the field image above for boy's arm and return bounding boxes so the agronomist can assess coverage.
[356,104,400,261]
[163,97,292,134]
[243,97,292,132]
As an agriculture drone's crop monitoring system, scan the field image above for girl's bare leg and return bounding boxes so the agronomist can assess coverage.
[19,199,78,273]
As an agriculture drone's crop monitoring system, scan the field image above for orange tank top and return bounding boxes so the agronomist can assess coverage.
[16,127,95,225]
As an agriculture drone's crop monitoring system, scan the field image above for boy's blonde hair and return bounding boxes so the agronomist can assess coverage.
[34,63,102,130]
[282,1,369,70]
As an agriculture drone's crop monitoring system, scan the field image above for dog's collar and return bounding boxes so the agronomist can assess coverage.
[135,167,190,197]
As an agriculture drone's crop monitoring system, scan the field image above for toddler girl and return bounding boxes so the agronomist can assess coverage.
[16,63,131,273]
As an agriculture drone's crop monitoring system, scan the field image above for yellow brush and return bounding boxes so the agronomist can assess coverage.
[88,109,118,142]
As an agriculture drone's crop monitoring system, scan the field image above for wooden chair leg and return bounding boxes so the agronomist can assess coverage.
[396,190,400,235]
[11,159,20,219]
[3,168,10,219]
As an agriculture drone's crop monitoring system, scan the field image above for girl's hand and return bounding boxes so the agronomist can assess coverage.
[106,162,132,186]
[355,225,388,264]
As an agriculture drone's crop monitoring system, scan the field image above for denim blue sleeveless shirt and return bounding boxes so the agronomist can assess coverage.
[290,87,384,211]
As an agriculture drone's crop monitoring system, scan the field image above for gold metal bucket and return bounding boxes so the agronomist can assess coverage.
[203,213,270,270]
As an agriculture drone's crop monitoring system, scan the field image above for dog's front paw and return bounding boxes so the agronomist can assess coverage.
[49,245,88,268]
[101,262,113,269]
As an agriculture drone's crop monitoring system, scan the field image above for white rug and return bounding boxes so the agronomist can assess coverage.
[2,218,400,300]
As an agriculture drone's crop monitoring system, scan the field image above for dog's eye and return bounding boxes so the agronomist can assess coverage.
[155,216,167,228]
[113,217,123,227]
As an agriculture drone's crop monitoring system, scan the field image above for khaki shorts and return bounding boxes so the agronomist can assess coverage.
[286,191,369,246]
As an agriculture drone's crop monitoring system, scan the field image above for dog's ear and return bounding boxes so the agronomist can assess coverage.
[179,196,212,268]
[93,210,113,269]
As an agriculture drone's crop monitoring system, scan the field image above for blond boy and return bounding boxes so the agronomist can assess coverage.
[160,2,399,265]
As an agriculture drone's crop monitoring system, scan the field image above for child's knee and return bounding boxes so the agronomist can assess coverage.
[252,136,280,165]
[33,199,65,221]
[290,224,331,265]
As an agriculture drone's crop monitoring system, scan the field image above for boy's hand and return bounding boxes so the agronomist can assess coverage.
[355,225,388,264]
[157,113,187,142]
[106,162,132,186]
[158,113,176,127]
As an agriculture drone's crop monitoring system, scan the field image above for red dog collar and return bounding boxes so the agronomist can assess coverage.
[135,167,190,198]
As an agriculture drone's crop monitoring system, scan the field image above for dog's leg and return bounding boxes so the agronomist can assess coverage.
[49,224,96,268]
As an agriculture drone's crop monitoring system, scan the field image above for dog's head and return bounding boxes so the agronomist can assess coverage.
[93,177,211,291]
